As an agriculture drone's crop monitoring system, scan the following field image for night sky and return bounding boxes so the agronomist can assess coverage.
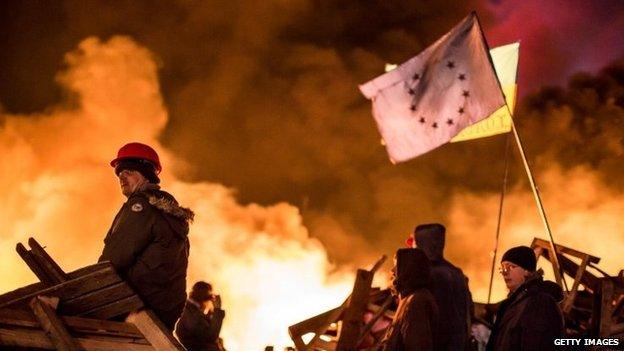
[2,0,624,269]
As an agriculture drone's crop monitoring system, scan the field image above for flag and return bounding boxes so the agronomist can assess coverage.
[451,42,519,142]
[359,13,506,163]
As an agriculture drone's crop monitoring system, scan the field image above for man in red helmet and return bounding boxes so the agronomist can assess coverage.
[99,142,194,330]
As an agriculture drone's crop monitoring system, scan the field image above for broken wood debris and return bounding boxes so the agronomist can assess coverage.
[0,237,185,350]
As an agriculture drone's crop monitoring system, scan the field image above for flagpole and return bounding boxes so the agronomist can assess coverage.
[472,12,568,293]
[507,108,569,293]
[487,133,511,304]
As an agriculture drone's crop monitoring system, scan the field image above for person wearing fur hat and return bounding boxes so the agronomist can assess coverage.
[99,142,194,330]
[408,223,473,351]
[486,246,564,351]
[382,248,439,351]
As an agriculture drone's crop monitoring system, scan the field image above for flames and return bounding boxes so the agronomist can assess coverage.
[0,36,357,350]
[1,35,623,350]
[447,165,624,303]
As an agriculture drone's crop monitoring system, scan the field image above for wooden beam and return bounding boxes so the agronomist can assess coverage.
[0,327,153,351]
[600,279,615,338]
[357,296,394,348]
[60,282,135,315]
[29,296,80,351]
[0,307,144,338]
[563,256,590,313]
[288,305,344,340]
[0,266,120,309]
[16,243,57,285]
[81,295,144,320]
[0,262,114,307]
[532,238,600,264]
[28,237,69,283]
[369,255,387,274]
[126,309,186,351]
[311,337,337,351]
[336,269,373,351]
[365,301,395,320]
[288,302,346,351]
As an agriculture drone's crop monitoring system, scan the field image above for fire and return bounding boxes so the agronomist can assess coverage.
[447,165,624,303]
[2,32,622,351]
[0,36,356,350]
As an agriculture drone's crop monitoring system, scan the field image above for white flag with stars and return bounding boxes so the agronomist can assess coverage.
[359,12,506,163]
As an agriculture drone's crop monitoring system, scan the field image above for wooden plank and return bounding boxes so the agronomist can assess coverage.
[369,255,387,274]
[0,266,120,309]
[29,296,80,351]
[365,302,395,320]
[28,237,69,283]
[336,269,373,351]
[538,246,600,290]
[0,327,154,351]
[600,279,615,338]
[126,309,185,351]
[288,305,344,340]
[81,295,144,320]
[0,263,114,307]
[16,243,56,285]
[61,282,135,315]
[532,238,600,264]
[357,296,394,348]
[0,307,144,338]
[0,281,48,307]
[563,256,590,313]
[67,262,115,279]
[311,337,337,351]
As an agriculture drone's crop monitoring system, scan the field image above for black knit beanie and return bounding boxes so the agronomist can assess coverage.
[114,158,160,184]
[501,246,536,272]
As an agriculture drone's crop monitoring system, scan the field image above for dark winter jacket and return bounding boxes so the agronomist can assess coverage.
[486,272,564,351]
[383,248,439,351]
[176,299,226,351]
[99,185,193,330]
[416,231,473,351]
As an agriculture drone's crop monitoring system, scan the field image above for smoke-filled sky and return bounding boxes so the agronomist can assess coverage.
[1,1,624,349]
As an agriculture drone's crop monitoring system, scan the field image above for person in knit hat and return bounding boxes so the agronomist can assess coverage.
[486,246,564,351]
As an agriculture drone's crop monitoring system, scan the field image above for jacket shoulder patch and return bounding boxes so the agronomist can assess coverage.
[131,203,144,212]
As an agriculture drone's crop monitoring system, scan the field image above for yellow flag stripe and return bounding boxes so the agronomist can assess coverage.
[450,42,519,143]
[450,84,516,142]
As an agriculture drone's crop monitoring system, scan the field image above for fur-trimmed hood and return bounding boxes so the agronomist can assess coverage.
[137,184,195,223]
[147,194,195,222]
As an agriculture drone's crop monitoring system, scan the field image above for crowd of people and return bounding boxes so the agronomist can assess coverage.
[97,142,565,351]
[383,225,565,351]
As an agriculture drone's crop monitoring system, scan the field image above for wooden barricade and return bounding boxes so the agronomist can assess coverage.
[530,238,624,340]
[0,237,185,351]
[288,256,395,351]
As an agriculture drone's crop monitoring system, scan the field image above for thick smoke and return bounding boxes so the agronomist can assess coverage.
[1,0,624,342]
[0,37,358,350]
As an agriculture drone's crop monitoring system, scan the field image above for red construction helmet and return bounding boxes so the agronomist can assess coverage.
[110,142,162,174]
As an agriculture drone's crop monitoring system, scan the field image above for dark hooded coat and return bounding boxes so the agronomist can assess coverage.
[415,228,472,351]
[486,273,564,351]
[99,185,193,330]
[383,248,439,351]
[175,300,226,351]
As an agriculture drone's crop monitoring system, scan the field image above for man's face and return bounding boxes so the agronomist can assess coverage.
[118,169,147,197]
[500,261,529,292]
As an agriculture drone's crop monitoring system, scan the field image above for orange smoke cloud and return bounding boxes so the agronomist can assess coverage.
[0,36,360,350]
[446,164,624,303]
